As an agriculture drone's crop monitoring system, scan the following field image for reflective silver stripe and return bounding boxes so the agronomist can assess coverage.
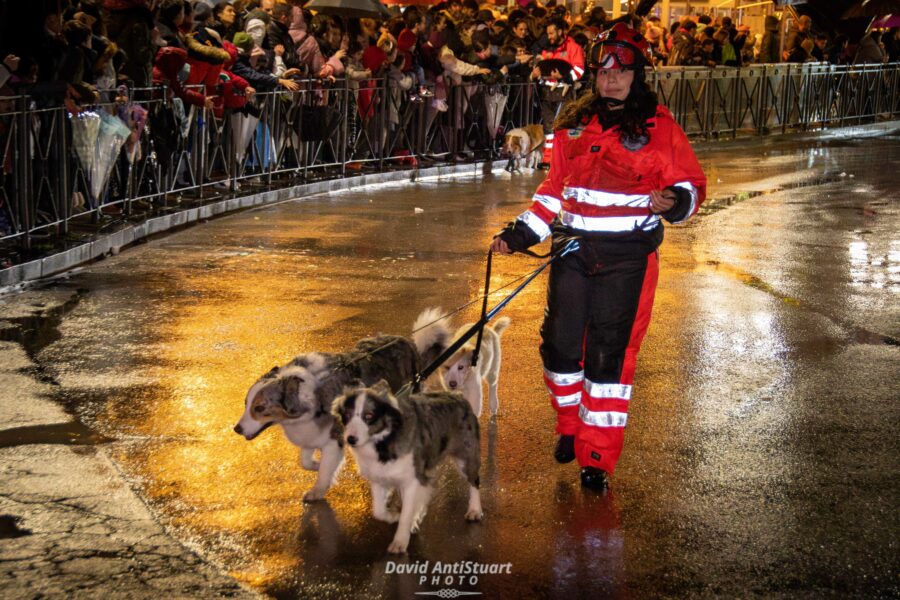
[583,381,632,401]
[579,405,628,428]
[554,392,581,407]
[561,211,659,232]
[518,210,551,241]
[563,186,649,208]
[544,369,584,386]
[534,193,562,214]
[672,181,698,222]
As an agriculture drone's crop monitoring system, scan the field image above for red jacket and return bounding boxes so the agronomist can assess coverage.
[152,47,207,108]
[518,106,706,241]
[541,35,585,81]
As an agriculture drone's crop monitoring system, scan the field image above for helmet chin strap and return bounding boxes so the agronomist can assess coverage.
[597,96,626,108]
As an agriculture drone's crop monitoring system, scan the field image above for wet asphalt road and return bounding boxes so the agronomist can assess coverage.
[11,129,900,598]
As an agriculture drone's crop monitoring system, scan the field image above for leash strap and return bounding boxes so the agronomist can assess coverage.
[412,238,580,392]
[471,249,493,368]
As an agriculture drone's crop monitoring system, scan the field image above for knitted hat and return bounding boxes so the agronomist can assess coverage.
[232,32,253,54]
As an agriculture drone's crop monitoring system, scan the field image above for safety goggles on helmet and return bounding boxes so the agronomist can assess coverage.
[588,22,652,70]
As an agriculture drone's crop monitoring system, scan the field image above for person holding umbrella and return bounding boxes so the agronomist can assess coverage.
[490,23,707,491]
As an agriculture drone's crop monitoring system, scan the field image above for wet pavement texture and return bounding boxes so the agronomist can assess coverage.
[1,128,898,599]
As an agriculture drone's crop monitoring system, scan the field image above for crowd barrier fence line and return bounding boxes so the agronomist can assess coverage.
[1,62,898,250]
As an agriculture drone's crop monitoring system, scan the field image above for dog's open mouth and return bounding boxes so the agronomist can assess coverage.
[240,420,275,441]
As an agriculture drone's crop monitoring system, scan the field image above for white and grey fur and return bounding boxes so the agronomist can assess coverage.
[333,380,483,554]
[234,313,448,502]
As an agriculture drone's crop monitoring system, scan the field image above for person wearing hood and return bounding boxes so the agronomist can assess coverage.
[229,32,300,92]
[854,31,887,64]
[757,15,781,63]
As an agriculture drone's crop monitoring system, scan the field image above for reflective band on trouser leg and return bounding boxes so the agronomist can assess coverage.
[543,368,583,436]
[576,252,659,473]
[542,133,554,164]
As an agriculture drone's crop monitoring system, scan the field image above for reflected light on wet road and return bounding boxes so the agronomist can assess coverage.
[37,131,900,598]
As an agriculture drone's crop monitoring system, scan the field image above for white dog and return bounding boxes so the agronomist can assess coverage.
[502,124,545,171]
[421,312,510,418]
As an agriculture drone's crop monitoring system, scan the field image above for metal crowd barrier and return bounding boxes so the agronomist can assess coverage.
[649,62,900,138]
[1,62,898,254]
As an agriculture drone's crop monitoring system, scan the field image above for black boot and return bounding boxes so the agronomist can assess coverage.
[580,467,609,491]
[553,435,576,464]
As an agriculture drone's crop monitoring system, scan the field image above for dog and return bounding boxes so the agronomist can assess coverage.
[233,313,447,503]
[440,317,510,418]
[333,380,482,554]
[502,124,545,171]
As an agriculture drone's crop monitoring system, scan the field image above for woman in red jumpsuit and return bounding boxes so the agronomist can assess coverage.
[491,23,706,490]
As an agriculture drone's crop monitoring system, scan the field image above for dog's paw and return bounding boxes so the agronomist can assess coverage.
[302,487,328,503]
[374,511,400,524]
[301,461,320,472]
[465,508,484,522]
[387,538,409,554]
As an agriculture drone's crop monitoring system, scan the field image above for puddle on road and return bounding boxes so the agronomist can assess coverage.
[698,259,899,347]
[0,515,32,538]
[700,174,845,215]
[0,421,112,449]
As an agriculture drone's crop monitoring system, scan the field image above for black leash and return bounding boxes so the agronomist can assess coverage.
[411,238,580,392]
[471,249,493,369]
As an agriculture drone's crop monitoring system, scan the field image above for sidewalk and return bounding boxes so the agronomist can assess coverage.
[0,289,258,599]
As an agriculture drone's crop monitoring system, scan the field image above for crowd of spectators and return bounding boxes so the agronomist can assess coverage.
[4,1,898,116]
[1,0,899,240]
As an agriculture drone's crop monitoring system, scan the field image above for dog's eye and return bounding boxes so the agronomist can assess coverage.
[253,405,265,414]
[457,364,465,371]
[363,412,374,423]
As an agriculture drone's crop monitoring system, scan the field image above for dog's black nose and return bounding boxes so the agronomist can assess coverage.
[233,424,243,435]
[347,435,357,446]
[448,381,457,389]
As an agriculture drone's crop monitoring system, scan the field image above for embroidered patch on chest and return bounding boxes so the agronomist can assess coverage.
[568,127,584,139]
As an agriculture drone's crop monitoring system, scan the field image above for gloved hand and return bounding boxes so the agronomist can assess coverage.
[490,220,540,254]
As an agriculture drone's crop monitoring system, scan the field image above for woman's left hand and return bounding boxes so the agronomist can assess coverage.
[649,189,677,214]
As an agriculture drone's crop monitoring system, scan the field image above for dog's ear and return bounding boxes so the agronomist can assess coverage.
[342,379,364,397]
[280,377,303,417]
[371,379,391,395]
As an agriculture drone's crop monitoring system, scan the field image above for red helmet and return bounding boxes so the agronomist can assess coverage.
[588,22,652,70]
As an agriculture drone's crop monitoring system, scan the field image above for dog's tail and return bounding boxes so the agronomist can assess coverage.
[412,307,452,367]
[489,316,511,337]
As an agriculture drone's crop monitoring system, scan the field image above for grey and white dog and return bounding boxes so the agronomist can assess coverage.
[333,380,483,554]
[234,315,447,502]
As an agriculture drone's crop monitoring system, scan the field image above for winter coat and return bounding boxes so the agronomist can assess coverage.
[758,16,781,63]
[152,46,207,108]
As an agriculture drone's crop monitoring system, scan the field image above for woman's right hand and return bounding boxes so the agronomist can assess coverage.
[490,236,513,254]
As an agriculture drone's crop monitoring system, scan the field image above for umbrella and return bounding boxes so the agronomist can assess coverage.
[305,0,392,20]
[871,13,900,27]
[91,111,131,201]
[382,0,440,5]
[843,0,900,18]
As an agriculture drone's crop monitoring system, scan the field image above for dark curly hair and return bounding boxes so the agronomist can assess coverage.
[554,71,658,147]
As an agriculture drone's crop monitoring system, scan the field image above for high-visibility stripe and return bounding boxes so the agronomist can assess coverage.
[518,210,551,240]
[560,211,659,232]
[572,65,585,78]
[672,181,698,222]
[584,381,632,401]
[534,193,562,214]
[554,392,581,407]
[562,203,651,218]
[544,369,584,386]
[579,405,628,428]
[563,186,648,208]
